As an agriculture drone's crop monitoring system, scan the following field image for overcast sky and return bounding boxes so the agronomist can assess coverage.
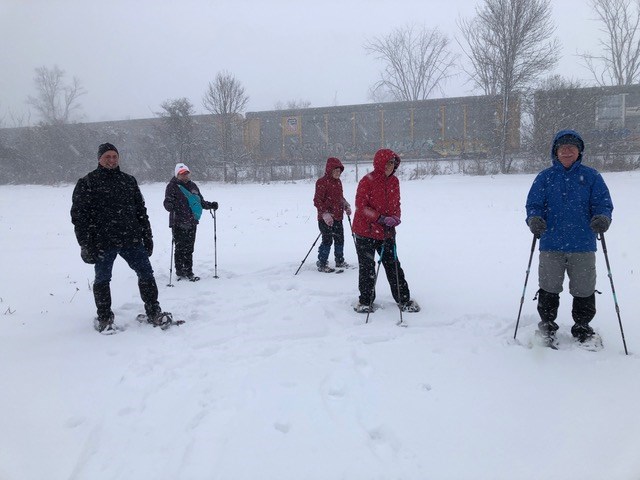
[1,0,600,125]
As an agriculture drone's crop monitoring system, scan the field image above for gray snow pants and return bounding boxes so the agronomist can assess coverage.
[538,251,596,298]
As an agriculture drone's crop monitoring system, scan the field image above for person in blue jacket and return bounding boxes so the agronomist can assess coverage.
[526,129,613,344]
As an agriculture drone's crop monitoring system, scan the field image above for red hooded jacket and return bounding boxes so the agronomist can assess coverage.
[314,157,347,221]
[351,149,401,240]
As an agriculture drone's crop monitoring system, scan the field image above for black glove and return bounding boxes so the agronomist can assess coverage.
[528,216,546,238]
[143,237,154,257]
[590,215,611,234]
[207,201,218,211]
[80,246,97,264]
[165,200,174,211]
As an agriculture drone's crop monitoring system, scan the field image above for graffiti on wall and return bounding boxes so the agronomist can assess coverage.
[281,137,491,161]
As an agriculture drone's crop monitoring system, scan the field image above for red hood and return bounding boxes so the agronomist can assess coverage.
[325,157,344,175]
[373,149,400,174]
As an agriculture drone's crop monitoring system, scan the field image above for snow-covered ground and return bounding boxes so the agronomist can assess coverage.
[1,168,639,480]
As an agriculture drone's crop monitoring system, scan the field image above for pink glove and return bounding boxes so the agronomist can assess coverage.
[322,212,334,226]
[378,215,401,227]
[345,204,352,216]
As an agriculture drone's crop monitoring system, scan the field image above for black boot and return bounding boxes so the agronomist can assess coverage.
[138,279,172,328]
[93,281,113,320]
[536,289,560,336]
[571,294,596,341]
[138,278,161,318]
[93,282,116,333]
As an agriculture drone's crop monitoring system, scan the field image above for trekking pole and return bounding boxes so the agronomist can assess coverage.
[209,210,219,279]
[392,240,405,327]
[294,232,322,275]
[598,232,628,355]
[167,233,175,287]
[346,214,357,251]
[366,243,385,324]
[513,235,537,339]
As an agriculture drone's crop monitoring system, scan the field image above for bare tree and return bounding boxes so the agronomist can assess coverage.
[457,18,501,95]
[521,75,586,165]
[155,97,196,166]
[580,0,640,85]
[367,86,396,103]
[26,65,85,125]
[458,0,558,173]
[274,99,311,110]
[365,24,457,101]
[202,71,249,116]
[537,74,585,91]
[202,71,249,180]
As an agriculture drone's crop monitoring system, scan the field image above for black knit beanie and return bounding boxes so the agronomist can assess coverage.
[97,142,119,159]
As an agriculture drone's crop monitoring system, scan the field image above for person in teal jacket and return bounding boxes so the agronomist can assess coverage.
[526,129,613,344]
[163,163,218,282]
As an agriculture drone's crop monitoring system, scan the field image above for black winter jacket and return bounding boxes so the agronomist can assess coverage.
[163,177,206,229]
[71,165,153,253]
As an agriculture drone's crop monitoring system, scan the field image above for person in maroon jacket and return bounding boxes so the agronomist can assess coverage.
[351,149,420,313]
[313,157,352,272]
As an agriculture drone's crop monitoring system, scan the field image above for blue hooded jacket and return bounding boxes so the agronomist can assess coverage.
[526,129,613,252]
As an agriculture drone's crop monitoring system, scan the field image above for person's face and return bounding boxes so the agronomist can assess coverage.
[384,159,395,177]
[98,150,119,169]
[177,171,191,182]
[331,167,342,179]
[556,144,580,168]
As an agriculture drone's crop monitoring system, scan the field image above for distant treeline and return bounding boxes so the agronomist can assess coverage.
[2,85,640,185]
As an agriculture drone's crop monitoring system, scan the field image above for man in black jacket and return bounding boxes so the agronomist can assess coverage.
[71,143,172,334]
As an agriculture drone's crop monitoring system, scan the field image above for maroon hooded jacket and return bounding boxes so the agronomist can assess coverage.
[351,149,401,240]
[314,157,347,221]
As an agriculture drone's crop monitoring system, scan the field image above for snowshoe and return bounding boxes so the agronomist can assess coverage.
[574,332,604,352]
[354,302,375,314]
[177,273,200,282]
[335,261,352,269]
[137,313,184,330]
[399,300,421,312]
[317,263,336,273]
[93,314,120,335]
[534,329,558,349]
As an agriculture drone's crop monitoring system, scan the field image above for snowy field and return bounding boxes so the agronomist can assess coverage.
[1,167,639,480]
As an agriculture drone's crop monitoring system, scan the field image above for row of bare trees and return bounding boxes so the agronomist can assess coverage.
[364,0,640,172]
[367,0,640,100]
[5,0,640,179]
[153,71,249,180]
[15,0,640,129]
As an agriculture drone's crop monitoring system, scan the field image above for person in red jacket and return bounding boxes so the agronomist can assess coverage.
[351,149,420,313]
[313,157,352,272]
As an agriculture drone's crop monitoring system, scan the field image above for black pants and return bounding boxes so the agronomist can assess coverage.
[173,226,197,276]
[93,277,160,320]
[355,235,410,305]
